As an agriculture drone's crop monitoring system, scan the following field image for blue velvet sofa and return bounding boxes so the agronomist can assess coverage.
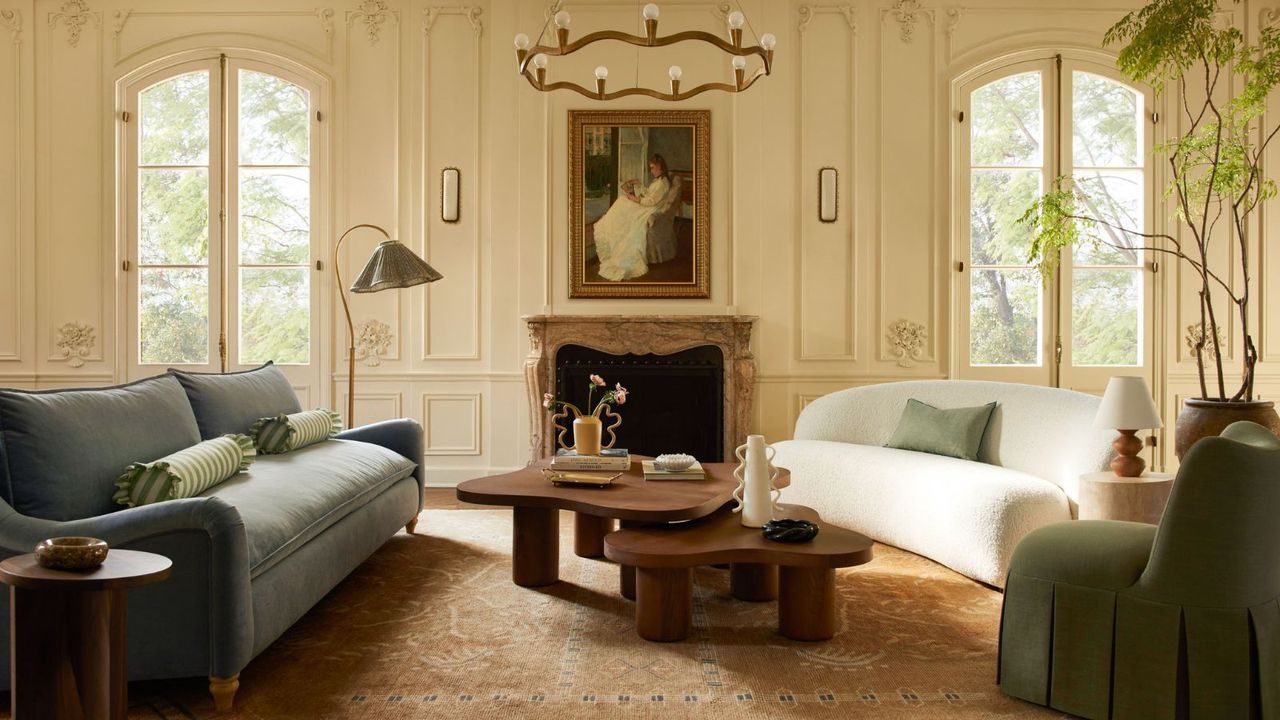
[0,366,423,709]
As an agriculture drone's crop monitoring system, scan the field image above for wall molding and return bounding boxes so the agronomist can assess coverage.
[0,7,22,361]
[111,8,336,65]
[420,6,482,360]
[422,392,482,455]
[796,5,859,361]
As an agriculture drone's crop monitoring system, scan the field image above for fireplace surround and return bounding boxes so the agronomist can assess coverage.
[523,315,757,462]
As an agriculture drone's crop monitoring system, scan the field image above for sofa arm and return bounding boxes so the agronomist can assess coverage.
[0,495,253,679]
[339,418,425,493]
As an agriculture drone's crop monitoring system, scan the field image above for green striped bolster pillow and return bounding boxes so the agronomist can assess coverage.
[113,434,255,508]
[250,409,343,455]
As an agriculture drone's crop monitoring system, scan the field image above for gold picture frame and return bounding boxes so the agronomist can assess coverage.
[568,109,710,298]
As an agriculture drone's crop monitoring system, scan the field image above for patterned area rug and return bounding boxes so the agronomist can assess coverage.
[22,509,1067,719]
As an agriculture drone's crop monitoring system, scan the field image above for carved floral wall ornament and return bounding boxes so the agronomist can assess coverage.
[348,0,394,45]
[1,9,21,45]
[887,319,927,368]
[49,0,96,47]
[888,0,927,43]
[354,319,393,367]
[55,322,95,368]
[1185,322,1225,368]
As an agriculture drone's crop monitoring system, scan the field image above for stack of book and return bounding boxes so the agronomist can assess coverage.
[551,447,631,471]
[641,460,706,481]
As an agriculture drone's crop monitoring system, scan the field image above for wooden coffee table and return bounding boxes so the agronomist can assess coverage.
[604,504,873,642]
[456,459,789,592]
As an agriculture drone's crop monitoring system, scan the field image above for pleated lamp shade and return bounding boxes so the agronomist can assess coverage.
[349,240,443,293]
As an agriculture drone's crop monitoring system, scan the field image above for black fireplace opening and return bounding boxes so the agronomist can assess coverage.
[554,344,725,462]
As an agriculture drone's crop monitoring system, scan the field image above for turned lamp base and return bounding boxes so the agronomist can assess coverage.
[1110,429,1146,477]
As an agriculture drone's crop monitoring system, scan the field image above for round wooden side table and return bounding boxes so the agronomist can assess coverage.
[1078,471,1176,525]
[0,549,171,720]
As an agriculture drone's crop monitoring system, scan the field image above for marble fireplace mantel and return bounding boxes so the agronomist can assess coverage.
[523,314,757,462]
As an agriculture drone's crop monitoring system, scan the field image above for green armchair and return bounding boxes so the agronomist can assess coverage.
[998,421,1280,719]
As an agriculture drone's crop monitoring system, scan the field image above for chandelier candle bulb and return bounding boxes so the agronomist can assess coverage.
[595,66,608,97]
[727,11,745,28]
[514,33,530,50]
[760,32,776,51]
[554,10,571,27]
[643,3,659,19]
[732,56,747,70]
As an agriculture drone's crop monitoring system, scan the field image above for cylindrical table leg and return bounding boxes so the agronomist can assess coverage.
[573,513,615,558]
[778,566,837,641]
[12,586,129,719]
[619,564,636,600]
[635,567,692,642]
[512,506,559,587]
[618,520,642,599]
[730,563,778,602]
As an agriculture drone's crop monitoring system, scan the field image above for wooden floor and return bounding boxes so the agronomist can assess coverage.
[424,487,498,510]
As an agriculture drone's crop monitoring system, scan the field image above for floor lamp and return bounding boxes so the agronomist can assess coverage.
[335,223,443,425]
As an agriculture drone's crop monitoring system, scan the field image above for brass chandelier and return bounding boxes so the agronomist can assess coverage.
[513,3,776,101]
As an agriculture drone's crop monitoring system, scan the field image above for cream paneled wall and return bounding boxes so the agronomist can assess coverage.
[1,0,1278,482]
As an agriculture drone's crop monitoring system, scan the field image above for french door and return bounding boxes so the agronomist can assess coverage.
[954,53,1155,393]
[122,53,324,394]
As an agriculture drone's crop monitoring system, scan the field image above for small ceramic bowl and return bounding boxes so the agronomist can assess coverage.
[34,537,109,571]
[654,453,696,472]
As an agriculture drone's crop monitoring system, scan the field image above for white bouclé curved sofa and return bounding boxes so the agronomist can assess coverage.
[771,380,1115,587]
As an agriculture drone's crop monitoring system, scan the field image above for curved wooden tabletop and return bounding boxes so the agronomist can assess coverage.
[0,549,172,591]
[456,459,791,523]
[603,504,874,569]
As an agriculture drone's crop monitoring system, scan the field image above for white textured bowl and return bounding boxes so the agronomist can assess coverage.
[654,453,696,472]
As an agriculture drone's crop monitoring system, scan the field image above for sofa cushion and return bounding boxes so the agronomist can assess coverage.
[114,434,256,507]
[170,363,301,439]
[250,409,342,455]
[772,439,1072,587]
[0,375,202,521]
[885,398,996,462]
[203,439,415,577]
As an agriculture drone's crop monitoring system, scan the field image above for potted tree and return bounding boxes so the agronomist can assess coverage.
[1023,0,1280,457]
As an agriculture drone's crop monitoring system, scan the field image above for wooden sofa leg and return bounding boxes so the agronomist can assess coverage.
[210,674,240,711]
[406,516,420,534]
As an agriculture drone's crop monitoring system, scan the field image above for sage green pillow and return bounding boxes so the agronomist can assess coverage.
[250,409,343,455]
[114,434,255,508]
[885,399,997,462]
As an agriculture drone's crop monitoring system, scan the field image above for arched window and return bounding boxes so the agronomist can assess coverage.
[953,53,1154,391]
[121,53,323,389]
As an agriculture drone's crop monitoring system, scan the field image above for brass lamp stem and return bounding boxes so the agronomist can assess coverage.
[334,223,392,426]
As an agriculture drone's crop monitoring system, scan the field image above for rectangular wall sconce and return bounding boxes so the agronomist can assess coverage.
[819,167,838,223]
[442,167,460,223]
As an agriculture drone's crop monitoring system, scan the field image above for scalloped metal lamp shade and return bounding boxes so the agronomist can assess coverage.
[349,240,443,293]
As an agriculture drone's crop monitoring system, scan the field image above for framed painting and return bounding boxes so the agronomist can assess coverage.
[568,109,710,298]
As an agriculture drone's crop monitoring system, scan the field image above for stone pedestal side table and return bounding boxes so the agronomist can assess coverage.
[0,549,171,720]
[1078,471,1175,525]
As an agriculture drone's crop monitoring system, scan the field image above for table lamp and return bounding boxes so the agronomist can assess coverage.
[336,223,443,424]
[1094,376,1163,477]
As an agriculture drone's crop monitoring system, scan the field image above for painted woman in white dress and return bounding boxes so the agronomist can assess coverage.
[592,154,671,281]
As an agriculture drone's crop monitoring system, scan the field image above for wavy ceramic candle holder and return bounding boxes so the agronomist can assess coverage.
[34,536,109,570]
